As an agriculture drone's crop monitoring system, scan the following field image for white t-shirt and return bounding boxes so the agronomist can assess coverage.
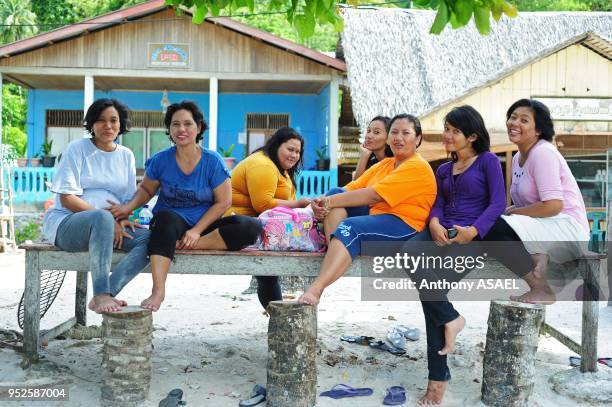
[43,138,137,243]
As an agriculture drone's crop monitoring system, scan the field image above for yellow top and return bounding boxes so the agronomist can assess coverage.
[344,154,436,232]
[227,151,296,217]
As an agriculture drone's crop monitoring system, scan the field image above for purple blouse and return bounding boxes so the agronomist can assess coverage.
[429,151,506,238]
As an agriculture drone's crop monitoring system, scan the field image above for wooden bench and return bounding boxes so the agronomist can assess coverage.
[20,242,605,373]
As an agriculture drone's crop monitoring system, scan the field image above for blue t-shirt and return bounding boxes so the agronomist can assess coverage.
[145,146,230,226]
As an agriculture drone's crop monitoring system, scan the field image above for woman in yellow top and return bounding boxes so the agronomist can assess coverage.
[228,127,311,216]
[228,127,311,308]
[298,114,437,306]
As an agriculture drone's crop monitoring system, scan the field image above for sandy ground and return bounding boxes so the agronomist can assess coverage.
[0,250,611,407]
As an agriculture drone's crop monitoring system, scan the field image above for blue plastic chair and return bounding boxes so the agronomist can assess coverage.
[587,211,606,253]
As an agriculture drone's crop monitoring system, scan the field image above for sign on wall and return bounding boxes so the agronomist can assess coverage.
[148,43,190,68]
[535,97,612,121]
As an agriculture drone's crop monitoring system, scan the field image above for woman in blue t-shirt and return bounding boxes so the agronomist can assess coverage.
[110,101,261,312]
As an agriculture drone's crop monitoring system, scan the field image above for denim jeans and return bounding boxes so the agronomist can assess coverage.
[55,209,151,296]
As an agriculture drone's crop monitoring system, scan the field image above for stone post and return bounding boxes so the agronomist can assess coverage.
[481,300,544,407]
[101,306,153,406]
[267,301,317,407]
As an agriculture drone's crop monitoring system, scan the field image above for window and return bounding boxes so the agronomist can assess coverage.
[245,113,290,154]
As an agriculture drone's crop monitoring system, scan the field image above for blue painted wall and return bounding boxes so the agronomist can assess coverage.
[27,88,330,169]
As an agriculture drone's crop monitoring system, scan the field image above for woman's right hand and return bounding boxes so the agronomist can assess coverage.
[311,197,330,220]
[429,219,450,246]
[359,143,373,157]
[107,200,132,220]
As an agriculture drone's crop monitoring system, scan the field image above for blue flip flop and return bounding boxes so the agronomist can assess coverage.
[383,386,406,405]
[239,385,266,407]
[319,384,374,399]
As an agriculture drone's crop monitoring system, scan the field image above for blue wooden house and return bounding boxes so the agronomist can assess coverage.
[0,0,344,202]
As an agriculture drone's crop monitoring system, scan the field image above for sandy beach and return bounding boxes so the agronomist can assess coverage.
[1,250,611,406]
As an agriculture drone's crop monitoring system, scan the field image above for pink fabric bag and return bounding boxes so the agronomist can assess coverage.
[247,206,326,252]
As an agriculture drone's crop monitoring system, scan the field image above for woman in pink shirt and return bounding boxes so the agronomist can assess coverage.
[502,99,589,304]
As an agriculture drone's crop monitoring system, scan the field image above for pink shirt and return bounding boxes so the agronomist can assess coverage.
[510,140,589,233]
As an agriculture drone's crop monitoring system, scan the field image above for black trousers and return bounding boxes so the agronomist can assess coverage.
[407,218,535,381]
[147,210,278,308]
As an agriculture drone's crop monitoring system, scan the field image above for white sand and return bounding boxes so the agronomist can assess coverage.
[0,250,611,406]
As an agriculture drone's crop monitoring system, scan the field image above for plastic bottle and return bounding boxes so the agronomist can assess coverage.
[138,205,153,229]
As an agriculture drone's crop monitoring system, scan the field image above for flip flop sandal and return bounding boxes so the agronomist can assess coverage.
[319,384,374,399]
[159,388,186,407]
[395,325,420,341]
[340,335,375,345]
[368,340,406,356]
[569,356,612,368]
[239,385,266,407]
[383,386,407,406]
[598,358,612,368]
[386,329,407,350]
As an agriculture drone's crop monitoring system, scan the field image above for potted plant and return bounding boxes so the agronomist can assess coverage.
[16,157,28,167]
[41,140,56,167]
[219,144,236,169]
[315,145,330,170]
[29,154,42,167]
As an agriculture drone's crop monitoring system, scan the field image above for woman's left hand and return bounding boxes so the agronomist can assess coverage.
[113,220,134,249]
[297,197,312,208]
[449,225,478,245]
[178,228,201,249]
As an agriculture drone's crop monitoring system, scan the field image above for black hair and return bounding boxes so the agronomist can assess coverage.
[388,113,423,148]
[83,98,130,137]
[369,115,391,132]
[506,99,554,142]
[164,100,208,143]
[444,105,491,161]
[253,127,304,188]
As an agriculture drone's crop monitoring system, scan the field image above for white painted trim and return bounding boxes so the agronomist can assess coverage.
[328,75,339,170]
[0,66,333,82]
[83,75,94,126]
[208,77,218,151]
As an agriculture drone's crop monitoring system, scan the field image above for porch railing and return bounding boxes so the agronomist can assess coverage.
[296,169,337,198]
[3,167,56,204]
[3,167,338,203]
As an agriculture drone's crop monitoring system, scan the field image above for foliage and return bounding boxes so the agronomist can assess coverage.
[0,143,18,166]
[15,221,41,245]
[219,144,235,157]
[315,145,328,160]
[40,140,54,156]
[2,127,26,157]
[513,0,610,11]
[0,0,38,44]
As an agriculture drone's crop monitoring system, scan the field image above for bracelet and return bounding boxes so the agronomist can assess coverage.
[323,197,331,211]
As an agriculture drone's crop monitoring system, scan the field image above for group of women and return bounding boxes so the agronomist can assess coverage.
[43,97,588,405]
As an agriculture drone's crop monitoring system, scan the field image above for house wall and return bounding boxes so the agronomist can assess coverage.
[26,89,330,169]
[0,9,330,76]
[421,44,612,134]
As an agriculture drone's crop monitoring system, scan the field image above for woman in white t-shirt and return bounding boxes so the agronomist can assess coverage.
[43,99,150,313]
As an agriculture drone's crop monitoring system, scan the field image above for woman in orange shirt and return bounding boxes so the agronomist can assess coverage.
[298,114,437,306]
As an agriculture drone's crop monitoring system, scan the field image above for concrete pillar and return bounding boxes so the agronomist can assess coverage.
[208,77,218,151]
[101,306,153,406]
[328,75,339,171]
[83,75,94,130]
[267,301,317,407]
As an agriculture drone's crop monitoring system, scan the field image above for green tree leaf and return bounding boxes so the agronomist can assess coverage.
[192,3,208,23]
[454,0,474,25]
[474,4,491,34]
[294,12,316,38]
[429,1,449,34]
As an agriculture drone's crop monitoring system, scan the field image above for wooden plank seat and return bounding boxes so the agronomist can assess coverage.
[19,242,605,373]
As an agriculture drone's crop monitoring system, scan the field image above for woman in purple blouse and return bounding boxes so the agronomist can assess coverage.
[407,106,534,405]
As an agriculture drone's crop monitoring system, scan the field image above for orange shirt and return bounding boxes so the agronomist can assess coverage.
[344,154,436,231]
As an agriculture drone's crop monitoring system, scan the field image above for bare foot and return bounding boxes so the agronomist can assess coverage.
[438,315,465,356]
[297,287,322,306]
[88,294,123,314]
[511,289,556,305]
[141,290,165,312]
[531,253,549,279]
[417,380,448,405]
[113,298,128,306]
